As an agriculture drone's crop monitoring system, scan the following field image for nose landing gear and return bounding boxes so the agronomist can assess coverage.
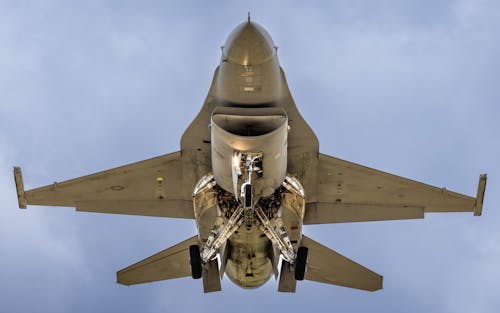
[242,182,253,208]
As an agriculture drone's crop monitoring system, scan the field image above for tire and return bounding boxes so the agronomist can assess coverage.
[244,183,253,207]
[189,245,202,279]
[294,246,308,281]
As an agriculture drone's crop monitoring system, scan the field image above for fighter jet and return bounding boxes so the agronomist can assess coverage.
[14,17,487,293]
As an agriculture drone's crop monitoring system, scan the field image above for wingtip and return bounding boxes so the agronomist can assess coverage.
[473,174,487,216]
[116,271,131,286]
[368,274,384,292]
[13,166,27,209]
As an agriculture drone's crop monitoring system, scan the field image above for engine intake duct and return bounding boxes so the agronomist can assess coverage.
[212,106,287,137]
[210,106,288,197]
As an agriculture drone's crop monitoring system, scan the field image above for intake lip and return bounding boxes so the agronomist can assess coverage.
[211,106,287,137]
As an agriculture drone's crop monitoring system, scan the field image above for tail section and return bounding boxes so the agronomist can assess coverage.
[301,235,383,291]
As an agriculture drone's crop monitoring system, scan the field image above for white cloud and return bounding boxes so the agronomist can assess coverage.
[0,137,90,312]
[444,229,500,313]
[1,1,499,312]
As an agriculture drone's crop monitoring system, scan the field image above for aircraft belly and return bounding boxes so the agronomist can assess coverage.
[225,225,272,288]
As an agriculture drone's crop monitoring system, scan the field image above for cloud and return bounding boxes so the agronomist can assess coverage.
[1,1,499,312]
[0,137,89,313]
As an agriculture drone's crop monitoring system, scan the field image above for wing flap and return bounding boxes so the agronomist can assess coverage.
[302,235,383,291]
[117,235,198,285]
[304,203,424,224]
[76,200,194,219]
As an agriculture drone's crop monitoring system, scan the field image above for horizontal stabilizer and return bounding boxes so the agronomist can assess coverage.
[302,235,383,291]
[117,235,198,286]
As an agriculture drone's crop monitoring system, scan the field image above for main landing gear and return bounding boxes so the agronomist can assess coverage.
[294,246,308,280]
[191,150,309,291]
[277,245,308,292]
[189,245,202,279]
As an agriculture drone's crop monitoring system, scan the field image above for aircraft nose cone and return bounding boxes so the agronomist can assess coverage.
[223,21,275,65]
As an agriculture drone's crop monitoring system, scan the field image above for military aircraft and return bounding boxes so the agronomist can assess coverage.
[14,17,487,293]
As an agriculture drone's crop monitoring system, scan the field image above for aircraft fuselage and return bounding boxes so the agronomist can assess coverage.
[190,20,305,288]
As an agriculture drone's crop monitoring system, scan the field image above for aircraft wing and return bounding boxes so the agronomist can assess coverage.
[117,235,198,285]
[14,151,194,219]
[304,153,486,225]
[302,235,383,291]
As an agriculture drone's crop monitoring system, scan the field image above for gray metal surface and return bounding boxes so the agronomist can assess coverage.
[117,236,198,285]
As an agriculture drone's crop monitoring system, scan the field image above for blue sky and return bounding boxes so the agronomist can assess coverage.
[1,1,499,312]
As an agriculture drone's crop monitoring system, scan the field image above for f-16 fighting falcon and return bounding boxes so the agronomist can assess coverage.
[14,16,487,293]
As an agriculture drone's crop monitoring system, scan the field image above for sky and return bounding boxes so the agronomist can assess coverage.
[1,0,499,312]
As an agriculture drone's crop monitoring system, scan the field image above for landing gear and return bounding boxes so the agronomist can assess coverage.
[278,259,296,292]
[202,258,221,292]
[234,151,261,208]
[294,246,308,280]
[189,245,202,279]
[193,174,244,264]
[189,244,222,291]
[255,207,295,263]
[243,182,253,208]
[278,246,308,292]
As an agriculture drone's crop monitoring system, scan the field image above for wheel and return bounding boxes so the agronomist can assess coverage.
[294,246,308,281]
[244,183,253,207]
[189,245,202,279]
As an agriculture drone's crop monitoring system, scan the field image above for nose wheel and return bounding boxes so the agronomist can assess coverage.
[189,245,202,279]
[242,182,253,208]
[233,151,261,208]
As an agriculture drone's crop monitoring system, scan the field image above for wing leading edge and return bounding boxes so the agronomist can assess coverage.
[304,153,486,225]
[14,151,194,219]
